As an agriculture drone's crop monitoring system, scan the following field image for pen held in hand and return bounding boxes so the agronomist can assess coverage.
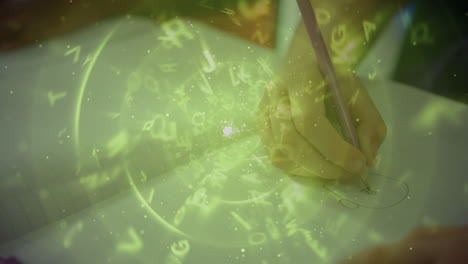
[295,0,370,190]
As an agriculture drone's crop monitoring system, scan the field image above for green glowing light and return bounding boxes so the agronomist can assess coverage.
[184,188,219,212]
[285,219,299,237]
[63,221,83,249]
[302,230,328,260]
[221,189,275,205]
[241,173,261,184]
[315,8,331,25]
[147,188,155,204]
[198,70,215,95]
[202,50,216,73]
[159,19,195,49]
[348,86,361,106]
[367,230,384,243]
[48,91,67,107]
[362,20,377,42]
[145,114,178,141]
[106,131,129,158]
[171,239,190,257]
[140,170,148,183]
[159,63,178,73]
[257,57,274,77]
[117,227,143,253]
[332,24,347,47]
[126,168,190,238]
[64,45,81,64]
[368,67,377,80]
[414,101,465,129]
[248,232,267,245]
[332,40,358,64]
[191,112,206,126]
[74,25,117,166]
[79,173,99,191]
[231,211,253,231]
[173,206,186,226]
[265,217,281,240]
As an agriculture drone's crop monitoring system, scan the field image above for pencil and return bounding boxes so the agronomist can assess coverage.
[295,0,370,190]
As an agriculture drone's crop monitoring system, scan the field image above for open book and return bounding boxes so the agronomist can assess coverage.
[1,15,467,264]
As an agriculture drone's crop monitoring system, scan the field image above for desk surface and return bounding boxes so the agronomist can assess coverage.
[0,16,467,264]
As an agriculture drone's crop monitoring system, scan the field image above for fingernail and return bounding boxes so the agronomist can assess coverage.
[352,160,365,173]
[368,143,378,165]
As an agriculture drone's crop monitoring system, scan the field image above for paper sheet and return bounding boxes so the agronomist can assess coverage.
[1,15,467,264]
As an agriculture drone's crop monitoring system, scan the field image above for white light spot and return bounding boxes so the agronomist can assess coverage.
[223,126,233,137]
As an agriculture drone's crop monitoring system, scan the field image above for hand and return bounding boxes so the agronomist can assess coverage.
[341,226,468,264]
[256,60,386,179]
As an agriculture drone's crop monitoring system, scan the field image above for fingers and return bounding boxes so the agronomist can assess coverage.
[267,88,352,179]
[269,145,316,177]
[257,93,314,177]
[344,74,387,166]
[257,66,387,179]
[284,66,368,175]
[356,121,386,166]
[289,89,368,175]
